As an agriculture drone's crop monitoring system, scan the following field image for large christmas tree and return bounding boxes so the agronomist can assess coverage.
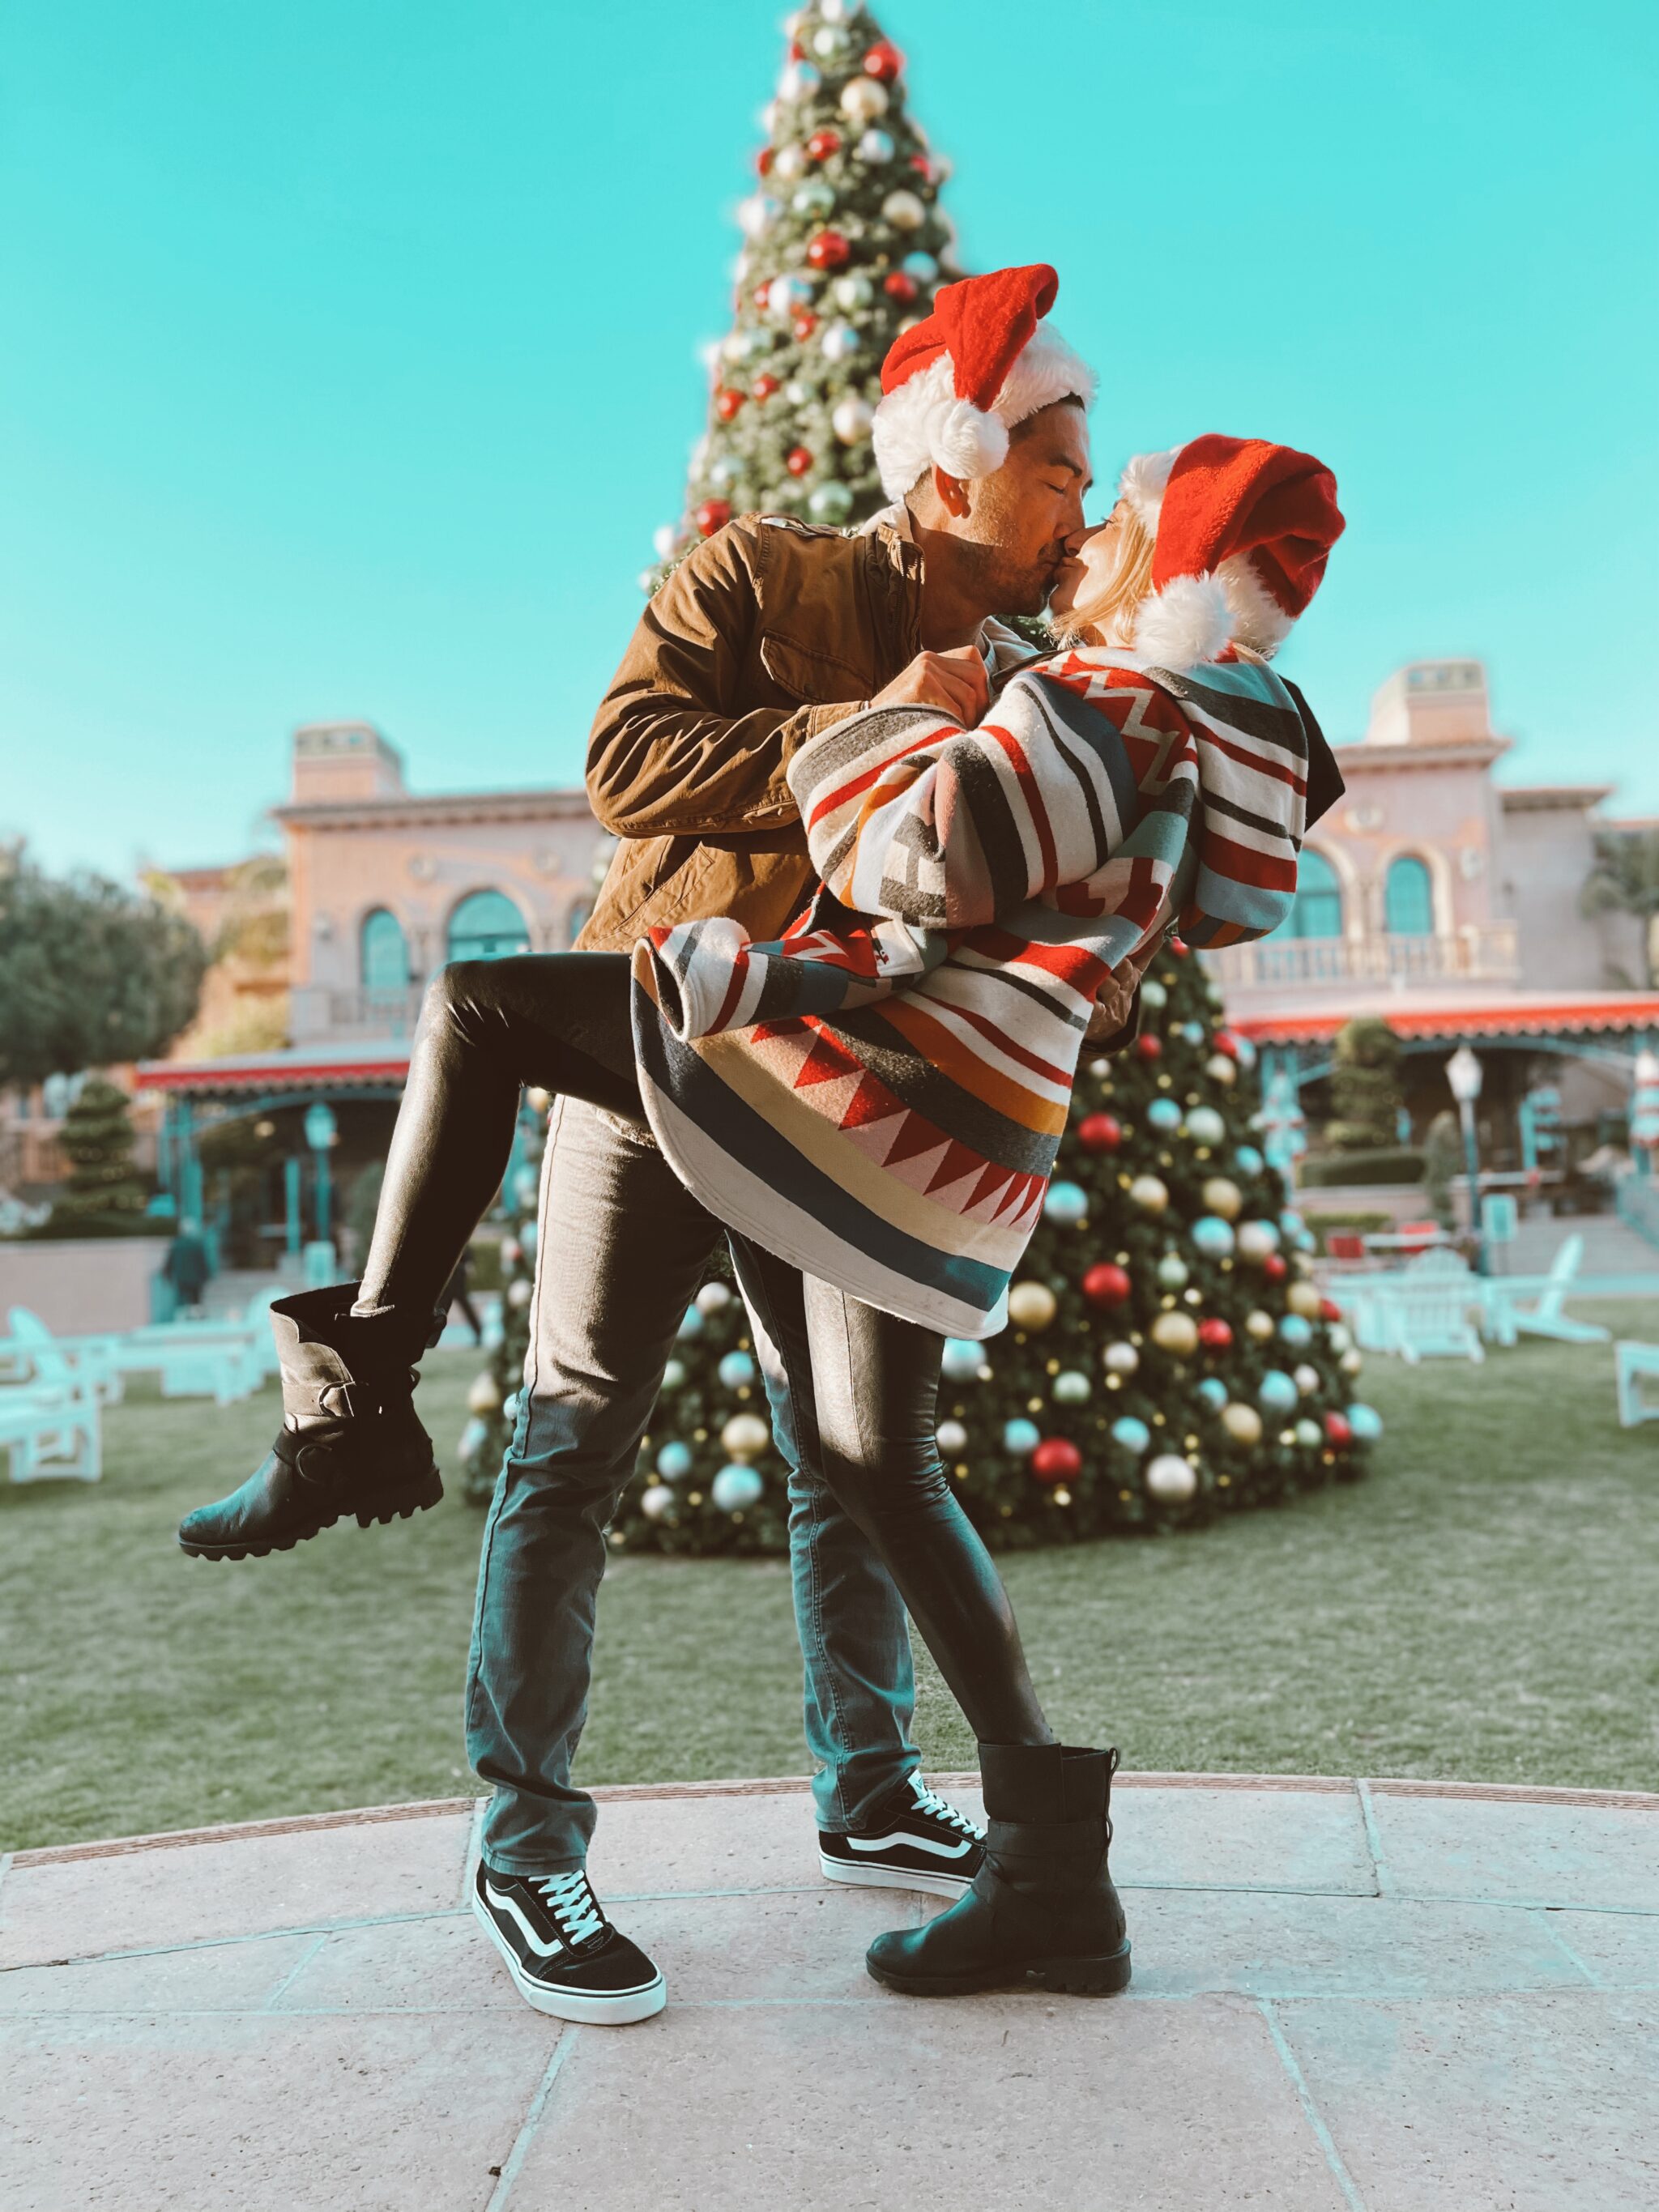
[613,940,1383,1557]
[645,0,957,584]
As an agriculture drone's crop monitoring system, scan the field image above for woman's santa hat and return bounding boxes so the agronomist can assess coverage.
[872,262,1096,501]
[1118,434,1345,667]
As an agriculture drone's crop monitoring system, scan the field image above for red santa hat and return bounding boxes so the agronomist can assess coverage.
[1116,434,1345,667]
[872,263,1096,501]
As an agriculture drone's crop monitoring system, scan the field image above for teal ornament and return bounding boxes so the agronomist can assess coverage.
[808,479,855,521]
[711,1462,765,1513]
[1042,1179,1089,1225]
[941,1338,983,1383]
[1294,1417,1323,1448]
[655,1441,693,1481]
[1235,1036,1258,1068]
[791,179,836,218]
[1280,1208,1306,1238]
[856,127,895,163]
[1003,1417,1041,1455]
[458,1416,488,1460]
[1185,1106,1226,1147]
[676,1304,704,1340]
[1111,1416,1152,1455]
[1346,1402,1384,1443]
[901,249,938,281]
[1195,1377,1229,1412]
[1258,1369,1299,1413]
[1139,978,1168,1011]
[1191,1215,1235,1259]
[513,1166,540,1209]
[1182,1021,1208,1045]
[1052,1368,1091,1404]
[519,1220,537,1257]
[1147,1097,1183,1133]
[718,1349,757,1389]
[1234,1144,1265,1175]
[1278,1313,1313,1349]
[819,322,862,364]
[1157,1254,1189,1289]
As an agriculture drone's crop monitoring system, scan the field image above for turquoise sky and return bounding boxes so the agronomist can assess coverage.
[4,0,1656,878]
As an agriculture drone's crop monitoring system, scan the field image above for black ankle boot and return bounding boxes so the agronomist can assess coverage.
[864,1741,1131,1997]
[177,1284,445,1561]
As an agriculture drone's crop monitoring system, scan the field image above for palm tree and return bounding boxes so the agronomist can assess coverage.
[1581,829,1659,987]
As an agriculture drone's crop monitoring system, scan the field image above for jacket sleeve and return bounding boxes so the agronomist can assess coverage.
[586,522,866,839]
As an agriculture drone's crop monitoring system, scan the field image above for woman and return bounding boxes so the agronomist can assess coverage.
[181,432,1342,2000]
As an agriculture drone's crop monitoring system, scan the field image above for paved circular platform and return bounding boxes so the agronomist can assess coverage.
[3,1771,1655,2211]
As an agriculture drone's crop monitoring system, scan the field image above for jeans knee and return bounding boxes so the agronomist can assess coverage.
[424,960,487,1038]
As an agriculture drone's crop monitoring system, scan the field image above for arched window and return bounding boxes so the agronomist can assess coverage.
[446,889,531,964]
[360,909,409,995]
[1385,855,1435,937]
[1286,849,1344,940]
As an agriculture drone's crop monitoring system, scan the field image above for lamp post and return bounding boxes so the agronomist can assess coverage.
[303,1100,339,1246]
[1446,1046,1485,1272]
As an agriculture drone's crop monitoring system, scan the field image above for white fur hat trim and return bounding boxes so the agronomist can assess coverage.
[1216,552,1294,652]
[1117,445,1179,530]
[872,322,1096,501]
[1131,572,1234,669]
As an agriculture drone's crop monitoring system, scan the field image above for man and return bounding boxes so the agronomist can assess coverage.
[463,266,1139,2024]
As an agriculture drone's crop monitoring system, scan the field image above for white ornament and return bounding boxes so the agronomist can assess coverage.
[936,1419,969,1456]
[736,194,778,240]
[840,76,889,123]
[707,456,739,492]
[1102,1340,1141,1377]
[1294,1362,1320,1396]
[507,1276,533,1310]
[1145,1453,1199,1504]
[721,1412,771,1460]
[831,395,874,444]
[778,60,822,101]
[783,377,812,405]
[720,330,747,363]
[757,102,779,136]
[821,320,862,361]
[856,127,895,164]
[660,1358,686,1392]
[791,179,836,219]
[881,188,926,230]
[695,1280,733,1313]
[820,0,857,22]
[651,523,678,561]
[767,272,815,319]
[831,271,873,311]
[773,142,808,182]
[641,1484,676,1522]
[812,23,850,58]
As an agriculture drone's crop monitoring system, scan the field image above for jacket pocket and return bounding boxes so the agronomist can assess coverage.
[758,631,872,705]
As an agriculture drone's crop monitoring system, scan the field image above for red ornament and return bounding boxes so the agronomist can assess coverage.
[752,280,773,308]
[1262,1253,1288,1283]
[752,373,779,402]
[714,387,746,422]
[1197,1318,1233,1350]
[863,39,904,82]
[1082,1262,1131,1310]
[1324,1412,1353,1448]
[806,128,842,160]
[1030,1437,1081,1484]
[1077,1112,1122,1153]
[1169,938,1190,958]
[909,152,932,181]
[693,499,731,539]
[1213,1029,1242,1060]
[806,230,851,271]
[791,309,819,340]
[785,445,814,477]
[882,270,919,304]
[756,147,774,177]
[1319,1297,1343,1323]
[1135,1034,1163,1061]
[788,37,806,61]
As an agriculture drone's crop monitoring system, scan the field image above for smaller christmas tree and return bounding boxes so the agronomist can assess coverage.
[33,1078,151,1238]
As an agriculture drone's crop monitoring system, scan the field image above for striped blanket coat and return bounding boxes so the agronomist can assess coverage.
[630,647,1314,1338]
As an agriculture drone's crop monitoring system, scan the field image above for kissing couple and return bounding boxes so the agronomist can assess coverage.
[181,262,1346,2024]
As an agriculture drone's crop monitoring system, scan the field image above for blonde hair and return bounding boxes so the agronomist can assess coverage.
[1053,501,1158,649]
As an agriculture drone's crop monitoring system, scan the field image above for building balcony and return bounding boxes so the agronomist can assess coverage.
[1203,922,1521,995]
[288,983,429,1045]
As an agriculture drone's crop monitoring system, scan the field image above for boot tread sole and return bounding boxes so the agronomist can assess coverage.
[178,1473,441,1560]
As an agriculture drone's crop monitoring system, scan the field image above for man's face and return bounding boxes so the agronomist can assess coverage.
[936,401,1093,616]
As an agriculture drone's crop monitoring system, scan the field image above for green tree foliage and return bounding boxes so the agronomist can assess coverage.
[0,843,207,1089]
[1581,826,1659,986]
[646,2,957,578]
[32,1078,152,1238]
[1325,1016,1405,1151]
[612,943,1380,1557]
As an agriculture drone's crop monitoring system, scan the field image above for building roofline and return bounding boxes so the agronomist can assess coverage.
[272,786,595,831]
[1333,737,1510,773]
[1499,783,1618,811]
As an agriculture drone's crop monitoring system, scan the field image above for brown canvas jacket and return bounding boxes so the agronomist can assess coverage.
[579,509,1147,1046]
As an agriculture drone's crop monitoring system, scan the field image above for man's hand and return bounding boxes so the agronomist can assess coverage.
[869,646,989,725]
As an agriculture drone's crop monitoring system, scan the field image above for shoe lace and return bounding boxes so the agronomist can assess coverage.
[911,1779,985,1840]
[531,1867,605,1948]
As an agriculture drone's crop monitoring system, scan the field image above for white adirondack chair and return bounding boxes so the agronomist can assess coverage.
[1379,1249,1486,1364]
[1615,1342,1659,1426]
[0,1311,102,1481]
[1482,1234,1610,1348]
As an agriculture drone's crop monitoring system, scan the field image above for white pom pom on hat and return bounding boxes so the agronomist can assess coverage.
[871,262,1096,501]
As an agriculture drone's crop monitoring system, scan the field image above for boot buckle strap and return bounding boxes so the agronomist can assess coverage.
[983,1814,1102,1856]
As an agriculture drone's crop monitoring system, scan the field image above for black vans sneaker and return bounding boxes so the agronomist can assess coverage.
[471,1859,666,2025]
[819,1773,985,1899]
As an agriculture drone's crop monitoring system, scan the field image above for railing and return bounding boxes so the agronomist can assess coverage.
[1202,923,1520,992]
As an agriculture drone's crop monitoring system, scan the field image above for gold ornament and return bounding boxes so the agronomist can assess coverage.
[1008,1281,1058,1331]
[1201,1177,1243,1221]
[1286,1281,1322,1318]
[1245,1309,1276,1342]
[1128,1174,1170,1214]
[1150,1310,1199,1356]
[1205,1055,1238,1087]
[1221,1401,1263,1445]
[720,1412,771,1460]
[467,1373,501,1413]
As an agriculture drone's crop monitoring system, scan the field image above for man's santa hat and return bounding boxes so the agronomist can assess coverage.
[872,262,1096,501]
[1115,433,1345,667]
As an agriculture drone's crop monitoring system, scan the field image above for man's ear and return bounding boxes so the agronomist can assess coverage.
[930,464,971,519]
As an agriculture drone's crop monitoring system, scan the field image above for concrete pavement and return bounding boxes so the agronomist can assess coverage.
[2,1772,1655,2211]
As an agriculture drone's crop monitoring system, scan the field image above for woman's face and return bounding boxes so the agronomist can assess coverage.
[1047,498,1128,620]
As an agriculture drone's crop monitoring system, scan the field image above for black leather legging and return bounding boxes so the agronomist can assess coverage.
[358,954,1052,1749]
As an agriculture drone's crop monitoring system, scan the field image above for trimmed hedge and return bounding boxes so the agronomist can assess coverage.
[1299,1148,1426,1188]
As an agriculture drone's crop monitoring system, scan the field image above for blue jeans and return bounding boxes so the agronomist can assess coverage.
[464,1096,921,1873]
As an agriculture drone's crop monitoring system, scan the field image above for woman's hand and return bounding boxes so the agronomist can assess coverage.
[869,646,988,726]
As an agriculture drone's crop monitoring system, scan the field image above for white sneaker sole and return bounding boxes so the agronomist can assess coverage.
[471,1886,667,2025]
[819,1852,975,1900]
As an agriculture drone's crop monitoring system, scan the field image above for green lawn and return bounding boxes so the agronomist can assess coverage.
[3,1307,1657,1853]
